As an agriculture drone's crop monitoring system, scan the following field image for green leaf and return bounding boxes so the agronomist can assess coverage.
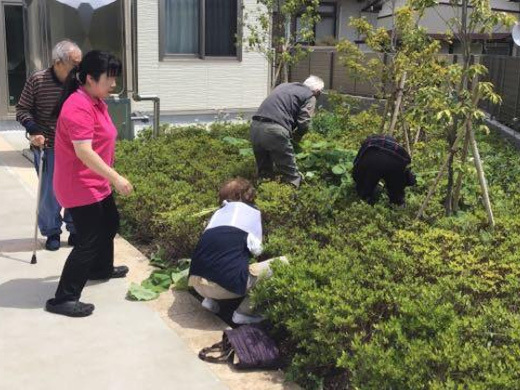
[149,246,167,268]
[332,164,347,175]
[141,270,173,293]
[172,267,190,285]
[141,279,166,293]
[173,275,189,291]
[222,136,249,147]
[127,283,159,301]
[176,258,191,270]
[192,206,219,218]
[239,148,254,156]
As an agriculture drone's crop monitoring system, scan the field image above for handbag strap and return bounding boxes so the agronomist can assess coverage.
[198,340,234,364]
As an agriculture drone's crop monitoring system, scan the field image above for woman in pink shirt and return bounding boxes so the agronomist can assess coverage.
[47,51,133,317]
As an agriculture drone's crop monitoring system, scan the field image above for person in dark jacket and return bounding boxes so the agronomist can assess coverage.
[188,178,288,324]
[250,75,324,187]
[352,135,416,206]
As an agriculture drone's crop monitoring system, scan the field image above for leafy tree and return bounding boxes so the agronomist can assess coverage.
[336,0,515,224]
[243,0,321,87]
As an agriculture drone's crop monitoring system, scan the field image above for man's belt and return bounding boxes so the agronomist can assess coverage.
[252,116,279,124]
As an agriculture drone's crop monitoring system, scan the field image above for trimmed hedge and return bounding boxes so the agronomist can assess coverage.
[115,109,520,389]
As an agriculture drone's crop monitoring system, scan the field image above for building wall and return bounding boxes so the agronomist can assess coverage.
[376,0,519,34]
[337,0,377,43]
[133,0,269,114]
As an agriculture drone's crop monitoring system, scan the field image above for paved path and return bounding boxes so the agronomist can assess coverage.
[0,131,228,390]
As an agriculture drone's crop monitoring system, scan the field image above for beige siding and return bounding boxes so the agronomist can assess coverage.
[380,2,519,34]
[377,0,519,34]
[134,0,269,114]
[336,0,519,38]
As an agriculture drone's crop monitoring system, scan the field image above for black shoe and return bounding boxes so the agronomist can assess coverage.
[67,234,77,247]
[45,299,94,317]
[45,234,61,251]
[89,265,129,281]
[112,265,129,278]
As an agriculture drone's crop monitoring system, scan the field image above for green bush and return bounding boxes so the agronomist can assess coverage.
[116,123,255,258]
[115,112,520,389]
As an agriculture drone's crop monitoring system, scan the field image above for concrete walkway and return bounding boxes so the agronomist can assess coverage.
[0,131,228,390]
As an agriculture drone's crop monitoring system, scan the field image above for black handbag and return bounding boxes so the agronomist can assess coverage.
[198,324,282,370]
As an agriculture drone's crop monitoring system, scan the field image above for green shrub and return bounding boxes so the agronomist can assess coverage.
[116,125,255,258]
[116,113,520,389]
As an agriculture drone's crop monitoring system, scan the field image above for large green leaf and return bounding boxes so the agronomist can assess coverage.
[141,270,173,293]
[127,283,159,301]
[239,148,254,157]
[332,164,347,175]
[171,267,189,285]
[222,136,249,147]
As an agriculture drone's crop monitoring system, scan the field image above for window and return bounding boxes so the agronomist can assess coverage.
[295,3,337,46]
[160,0,240,59]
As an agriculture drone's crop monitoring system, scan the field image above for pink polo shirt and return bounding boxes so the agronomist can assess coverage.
[53,87,117,208]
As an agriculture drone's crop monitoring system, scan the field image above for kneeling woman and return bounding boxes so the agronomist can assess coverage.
[188,178,288,324]
[46,51,133,317]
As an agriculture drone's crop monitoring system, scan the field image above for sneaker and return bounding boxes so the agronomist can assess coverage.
[232,311,265,325]
[67,234,77,247]
[201,298,220,313]
[45,234,61,251]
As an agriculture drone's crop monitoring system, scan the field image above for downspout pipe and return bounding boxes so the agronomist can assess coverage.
[131,0,160,138]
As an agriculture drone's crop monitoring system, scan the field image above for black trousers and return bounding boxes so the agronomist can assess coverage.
[54,194,120,303]
[353,149,408,205]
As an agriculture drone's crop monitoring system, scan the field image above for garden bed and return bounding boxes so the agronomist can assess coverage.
[115,106,520,389]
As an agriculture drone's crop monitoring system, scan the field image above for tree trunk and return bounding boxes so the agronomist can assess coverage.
[416,127,465,220]
[444,114,461,216]
[452,129,470,212]
[469,127,495,226]
[403,120,412,156]
[273,58,284,89]
[452,72,480,212]
[414,127,422,144]
[283,14,291,84]
[388,72,407,135]
[380,98,391,133]
[416,152,450,220]
[444,150,455,216]
[380,56,396,133]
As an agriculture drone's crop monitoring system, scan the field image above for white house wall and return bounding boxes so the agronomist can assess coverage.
[133,0,269,115]
[377,0,519,34]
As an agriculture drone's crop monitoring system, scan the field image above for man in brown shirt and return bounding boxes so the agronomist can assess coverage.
[16,40,82,251]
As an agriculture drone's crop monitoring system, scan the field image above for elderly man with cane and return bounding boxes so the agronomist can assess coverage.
[16,40,82,251]
[250,75,324,188]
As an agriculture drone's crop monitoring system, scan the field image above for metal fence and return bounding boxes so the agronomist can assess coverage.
[290,49,520,130]
[480,55,520,131]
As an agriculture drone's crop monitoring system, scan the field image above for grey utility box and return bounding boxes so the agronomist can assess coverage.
[106,97,133,140]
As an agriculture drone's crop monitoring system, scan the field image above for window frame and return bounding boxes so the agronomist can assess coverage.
[294,2,338,46]
[158,0,243,61]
